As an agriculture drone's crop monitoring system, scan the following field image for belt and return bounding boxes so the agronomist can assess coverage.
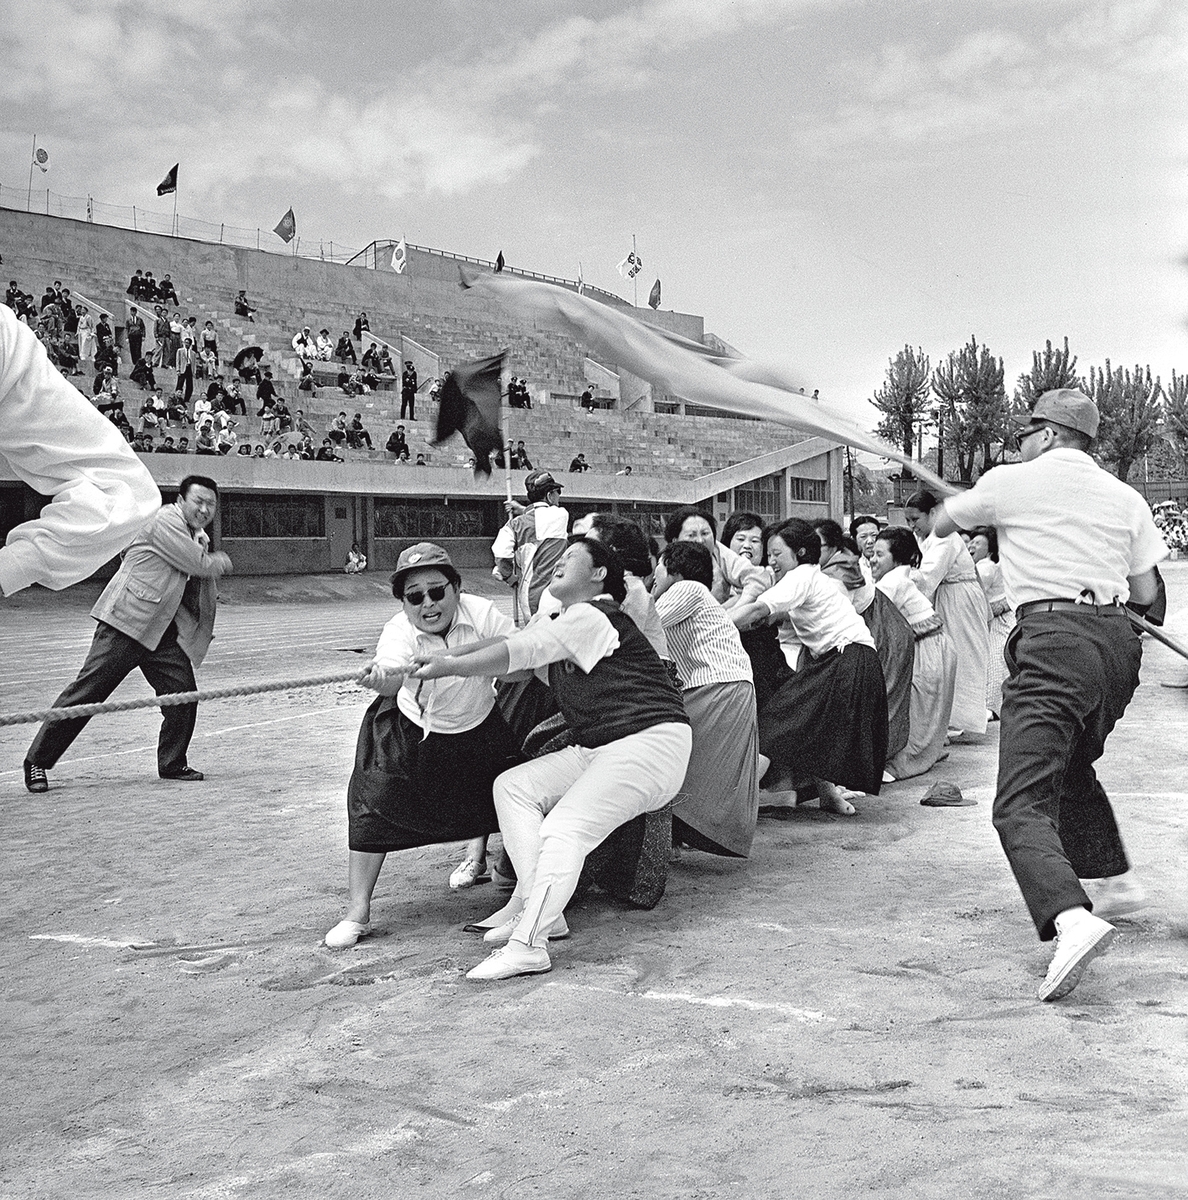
[1015,598,1124,620]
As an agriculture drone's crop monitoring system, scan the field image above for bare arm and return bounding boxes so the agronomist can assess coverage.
[1127,567,1159,608]
[411,641,511,680]
[932,505,958,539]
[730,600,771,631]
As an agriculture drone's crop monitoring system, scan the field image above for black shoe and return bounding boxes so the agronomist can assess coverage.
[23,760,48,793]
[160,767,204,781]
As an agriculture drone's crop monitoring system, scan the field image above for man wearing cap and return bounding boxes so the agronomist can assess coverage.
[934,389,1167,1002]
[324,542,520,948]
[492,469,570,625]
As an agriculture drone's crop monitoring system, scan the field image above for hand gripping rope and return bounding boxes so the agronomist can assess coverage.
[0,669,368,728]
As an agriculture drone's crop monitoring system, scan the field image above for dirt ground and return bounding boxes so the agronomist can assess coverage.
[1,564,1187,1200]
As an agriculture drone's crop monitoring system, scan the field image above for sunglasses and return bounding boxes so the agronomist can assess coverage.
[403,585,448,606]
[1016,424,1049,444]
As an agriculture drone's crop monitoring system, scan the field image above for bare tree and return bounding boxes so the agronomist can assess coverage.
[1083,360,1164,482]
[871,346,931,470]
[931,336,1008,482]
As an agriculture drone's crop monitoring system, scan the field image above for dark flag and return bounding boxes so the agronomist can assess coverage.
[157,164,178,196]
[494,250,505,273]
[648,278,661,310]
[274,207,296,243]
[433,352,506,476]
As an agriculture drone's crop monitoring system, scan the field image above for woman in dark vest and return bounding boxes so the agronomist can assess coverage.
[410,537,692,981]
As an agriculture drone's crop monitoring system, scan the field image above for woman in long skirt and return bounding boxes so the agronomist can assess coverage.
[871,527,958,780]
[324,543,521,949]
[905,491,989,737]
[731,519,888,814]
[653,540,759,857]
[968,526,1012,719]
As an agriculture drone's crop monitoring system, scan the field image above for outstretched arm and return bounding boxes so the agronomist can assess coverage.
[411,641,511,680]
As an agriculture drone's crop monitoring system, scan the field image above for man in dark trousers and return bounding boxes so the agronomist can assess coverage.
[401,360,417,420]
[24,475,233,792]
[936,390,1167,1002]
[126,305,146,365]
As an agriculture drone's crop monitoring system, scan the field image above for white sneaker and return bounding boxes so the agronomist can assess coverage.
[449,857,490,889]
[1085,874,1147,921]
[324,919,370,949]
[1038,912,1116,1002]
[466,942,552,981]
[483,912,569,944]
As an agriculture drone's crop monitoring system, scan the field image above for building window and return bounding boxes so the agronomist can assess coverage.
[734,473,783,519]
[221,494,325,538]
[789,476,828,504]
[374,498,494,539]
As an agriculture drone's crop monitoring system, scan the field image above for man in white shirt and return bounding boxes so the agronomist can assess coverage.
[937,390,1167,1002]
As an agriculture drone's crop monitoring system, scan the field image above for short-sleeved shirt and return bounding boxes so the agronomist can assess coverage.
[374,594,515,735]
[758,563,876,664]
[654,580,752,689]
[944,450,1167,607]
[876,565,937,627]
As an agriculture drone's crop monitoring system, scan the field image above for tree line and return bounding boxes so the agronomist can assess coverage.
[869,336,1187,485]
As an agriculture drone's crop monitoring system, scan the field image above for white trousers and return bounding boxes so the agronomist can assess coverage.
[496,722,692,947]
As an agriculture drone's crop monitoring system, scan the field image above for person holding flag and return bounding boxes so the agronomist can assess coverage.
[492,470,570,626]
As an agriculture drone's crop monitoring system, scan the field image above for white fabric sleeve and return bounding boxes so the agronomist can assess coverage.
[944,475,998,530]
[1128,504,1169,575]
[655,580,707,627]
[910,535,958,599]
[719,543,768,598]
[373,614,417,671]
[504,602,620,674]
[491,520,515,561]
[474,596,517,640]
[0,306,160,596]
[757,566,810,615]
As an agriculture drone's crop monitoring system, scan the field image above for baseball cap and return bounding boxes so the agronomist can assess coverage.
[1014,388,1099,439]
[524,469,562,499]
[389,542,460,593]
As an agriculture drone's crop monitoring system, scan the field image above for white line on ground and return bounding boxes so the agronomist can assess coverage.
[29,934,137,948]
[545,981,834,1023]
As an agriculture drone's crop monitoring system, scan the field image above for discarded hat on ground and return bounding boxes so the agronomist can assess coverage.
[390,542,460,595]
[1013,388,1099,439]
[920,781,975,807]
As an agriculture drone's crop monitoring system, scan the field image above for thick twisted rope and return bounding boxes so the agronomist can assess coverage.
[0,668,368,727]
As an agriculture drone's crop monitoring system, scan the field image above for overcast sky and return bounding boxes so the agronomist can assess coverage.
[2,0,1185,426]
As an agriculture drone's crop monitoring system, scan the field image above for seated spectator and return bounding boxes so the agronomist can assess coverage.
[316,328,334,360]
[569,453,590,473]
[615,465,633,476]
[292,325,316,359]
[138,400,162,436]
[192,393,213,426]
[255,366,277,409]
[234,290,257,321]
[4,280,20,309]
[347,412,373,449]
[415,452,427,466]
[176,435,190,454]
[224,378,247,415]
[40,285,58,312]
[344,543,367,574]
[157,274,180,306]
[195,425,219,455]
[377,346,395,376]
[252,443,266,459]
[237,351,262,385]
[109,407,134,441]
[217,423,238,455]
[353,311,370,341]
[93,314,118,373]
[200,320,219,366]
[292,408,315,439]
[510,440,532,470]
[93,364,119,401]
[385,425,408,458]
[126,269,146,299]
[580,387,594,411]
[236,443,253,457]
[299,435,316,460]
[298,359,315,392]
[275,400,293,434]
[158,435,179,454]
[143,271,158,300]
[316,438,343,462]
[334,331,356,364]
[265,440,283,458]
[165,390,189,426]
[327,412,348,445]
[283,444,300,460]
[361,343,382,374]
[430,378,444,405]
[259,401,278,438]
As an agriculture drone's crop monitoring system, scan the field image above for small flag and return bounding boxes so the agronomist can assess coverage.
[273,207,296,244]
[577,263,585,296]
[494,251,505,273]
[32,146,49,174]
[433,352,506,477]
[156,163,178,196]
[617,250,643,279]
[648,279,661,310]
[391,238,407,274]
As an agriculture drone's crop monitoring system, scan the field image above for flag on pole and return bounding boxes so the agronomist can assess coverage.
[433,352,506,477]
[648,279,661,310]
[32,146,49,174]
[273,207,296,243]
[617,250,643,279]
[391,238,407,274]
[494,250,505,273]
[577,264,585,296]
[156,164,178,196]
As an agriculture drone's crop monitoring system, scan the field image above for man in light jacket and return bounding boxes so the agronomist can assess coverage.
[24,475,232,792]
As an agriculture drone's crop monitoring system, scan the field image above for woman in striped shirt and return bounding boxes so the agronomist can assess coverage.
[653,540,760,857]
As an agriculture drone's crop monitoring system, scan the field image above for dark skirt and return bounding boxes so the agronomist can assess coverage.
[758,642,888,796]
[862,589,915,761]
[346,699,520,853]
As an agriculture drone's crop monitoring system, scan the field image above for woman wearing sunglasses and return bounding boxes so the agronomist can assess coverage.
[324,542,521,949]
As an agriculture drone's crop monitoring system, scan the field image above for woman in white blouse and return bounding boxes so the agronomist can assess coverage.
[904,491,990,738]
[968,526,1012,719]
[665,506,767,608]
[730,518,888,815]
[653,540,759,857]
[871,526,958,780]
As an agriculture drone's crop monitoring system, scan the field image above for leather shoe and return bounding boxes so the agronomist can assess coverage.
[160,767,204,781]
[466,943,552,981]
[1039,912,1116,1001]
[23,761,48,793]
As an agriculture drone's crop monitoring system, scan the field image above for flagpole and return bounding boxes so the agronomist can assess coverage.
[27,135,36,212]
[632,234,638,307]
[500,372,519,627]
[171,189,178,238]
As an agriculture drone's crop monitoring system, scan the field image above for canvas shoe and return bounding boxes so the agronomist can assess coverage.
[1085,874,1147,921]
[449,858,490,890]
[466,943,552,981]
[1038,911,1116,1002]
[324,919,371,949]
[23,761,48,793]
[483,912,569,944]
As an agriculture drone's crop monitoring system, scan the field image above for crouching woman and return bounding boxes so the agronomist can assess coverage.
[410,537,692,981]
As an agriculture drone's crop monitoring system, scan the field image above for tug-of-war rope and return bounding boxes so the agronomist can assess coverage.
[0,669,368,728]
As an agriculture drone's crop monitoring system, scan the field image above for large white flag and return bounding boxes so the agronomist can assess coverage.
[32,146,49,173]
[616,250,643,279]
[391,238,407,274]
[458,266,951,496]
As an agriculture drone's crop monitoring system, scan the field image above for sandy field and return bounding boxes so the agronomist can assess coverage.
[1,564,1186,1199]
